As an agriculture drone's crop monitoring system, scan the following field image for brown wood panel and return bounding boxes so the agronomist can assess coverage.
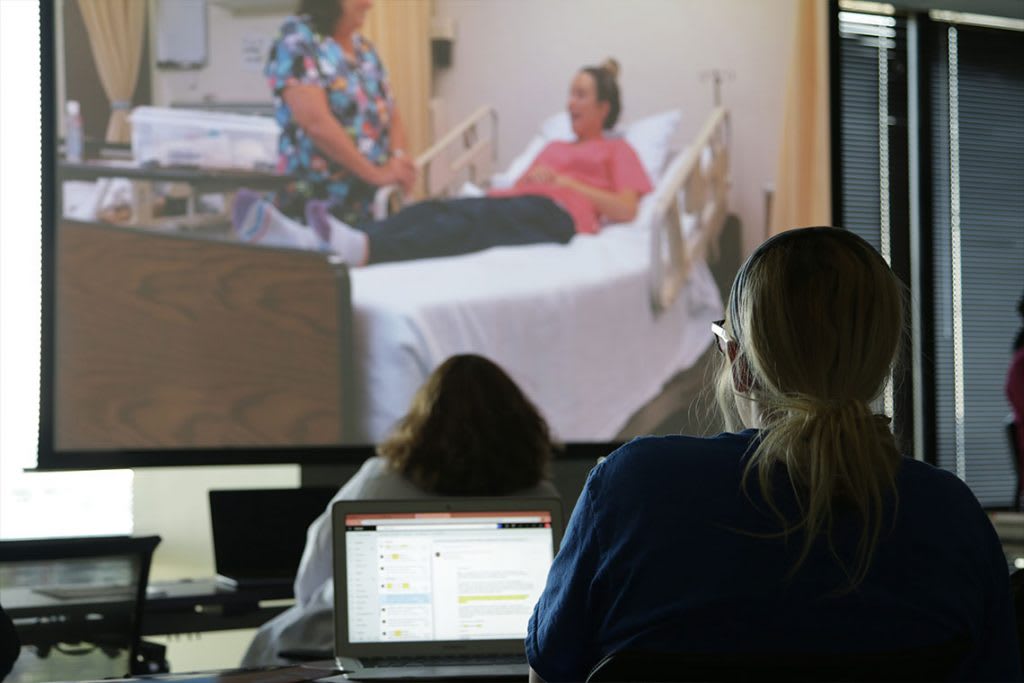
[55,221,351,449]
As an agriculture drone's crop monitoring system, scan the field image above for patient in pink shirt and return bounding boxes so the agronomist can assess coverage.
[490,133,652,236]
[232,59,653,265]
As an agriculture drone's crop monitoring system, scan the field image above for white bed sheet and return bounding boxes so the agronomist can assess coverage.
[349,213,724,444]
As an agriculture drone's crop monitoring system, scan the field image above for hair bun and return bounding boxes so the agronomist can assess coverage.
[601,58,620,80]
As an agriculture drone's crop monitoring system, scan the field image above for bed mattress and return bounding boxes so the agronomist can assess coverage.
[349,216,724,443]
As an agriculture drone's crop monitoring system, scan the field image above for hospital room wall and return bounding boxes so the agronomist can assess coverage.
[145,0,800,256]
[147,2,280,107]
[431,0,800,256]
[129,465,301,670]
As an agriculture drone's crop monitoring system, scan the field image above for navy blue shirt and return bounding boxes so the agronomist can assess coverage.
[527,430,1020,682]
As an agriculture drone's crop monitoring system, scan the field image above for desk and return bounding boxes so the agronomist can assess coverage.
[57,663,342,683]
[5,578,291,647]
[4,584,137,648]
[8,582,530,681]
[59,160,293,228]
[143,579,292,636]
[72,665,527,682]
[991,512,1024,570]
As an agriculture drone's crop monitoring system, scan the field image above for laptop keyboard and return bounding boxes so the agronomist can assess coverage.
[361,654,526,668]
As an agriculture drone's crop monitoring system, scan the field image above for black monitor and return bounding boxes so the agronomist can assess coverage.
[209,487,338,588]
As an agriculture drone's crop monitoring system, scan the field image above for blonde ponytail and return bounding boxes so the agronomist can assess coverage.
[717,227,905,591]
[750,397,900,589]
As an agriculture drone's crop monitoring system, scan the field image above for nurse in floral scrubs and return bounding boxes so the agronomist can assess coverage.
[266,0,415,224]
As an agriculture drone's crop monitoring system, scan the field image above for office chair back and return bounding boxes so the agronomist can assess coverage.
[0,535,160,676]
[1013,569,1024,673]
[585,639,970,682]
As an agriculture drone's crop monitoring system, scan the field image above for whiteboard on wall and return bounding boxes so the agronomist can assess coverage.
[155,0,207,69]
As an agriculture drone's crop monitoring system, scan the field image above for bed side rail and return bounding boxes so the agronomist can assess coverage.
[373,106,499,219]
[648,107,731,314]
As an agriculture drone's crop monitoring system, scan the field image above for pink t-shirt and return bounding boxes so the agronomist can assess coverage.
[488,137,653,234]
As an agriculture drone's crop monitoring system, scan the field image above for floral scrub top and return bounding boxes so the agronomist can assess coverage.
[266,16,394,223]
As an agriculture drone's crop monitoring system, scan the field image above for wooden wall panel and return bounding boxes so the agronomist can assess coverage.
[54,221,351,450]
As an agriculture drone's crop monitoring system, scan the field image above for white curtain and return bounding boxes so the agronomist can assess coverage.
[78,0,147,144]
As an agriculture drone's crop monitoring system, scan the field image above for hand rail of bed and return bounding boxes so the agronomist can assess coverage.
[647,106,731,315]
[372,106,499,220]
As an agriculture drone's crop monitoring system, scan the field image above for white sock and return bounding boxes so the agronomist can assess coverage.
[234,196,324,251]
[324,215,369,266]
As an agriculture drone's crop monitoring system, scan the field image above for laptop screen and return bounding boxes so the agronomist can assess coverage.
[209,487,337,582]
[343,510,555,644]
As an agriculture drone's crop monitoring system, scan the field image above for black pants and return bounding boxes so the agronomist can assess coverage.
[340,196,575,265]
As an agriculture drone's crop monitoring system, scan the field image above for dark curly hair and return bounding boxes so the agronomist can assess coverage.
[378,354,557,495]
[581,58,621,129]
[298,0,342,37]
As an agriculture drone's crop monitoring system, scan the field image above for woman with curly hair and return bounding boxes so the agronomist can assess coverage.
[241,354,559,666]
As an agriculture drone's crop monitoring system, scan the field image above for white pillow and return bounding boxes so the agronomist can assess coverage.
[492,109,682,189]
[622,109,683,185]
[457,181,486,198]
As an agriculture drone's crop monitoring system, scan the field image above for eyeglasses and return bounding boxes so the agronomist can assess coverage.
[711,319,731,355]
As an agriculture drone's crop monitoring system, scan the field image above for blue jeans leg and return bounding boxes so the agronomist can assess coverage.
[355,196,575,265]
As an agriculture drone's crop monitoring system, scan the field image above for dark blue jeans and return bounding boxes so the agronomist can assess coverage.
[342,196,575,265]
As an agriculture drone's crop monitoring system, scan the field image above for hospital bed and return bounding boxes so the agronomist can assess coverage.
[56,106,732,447]
[347,106,732,443]
[374,105,732,314]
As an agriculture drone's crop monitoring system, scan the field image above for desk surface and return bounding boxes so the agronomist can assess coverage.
[72,663,342,683]
[60,160,293,192]
[143,578,292,636]
[71,663,527,683]
[5,577,292,645]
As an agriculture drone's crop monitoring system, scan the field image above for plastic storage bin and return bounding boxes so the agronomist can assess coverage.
[130,107,281,171]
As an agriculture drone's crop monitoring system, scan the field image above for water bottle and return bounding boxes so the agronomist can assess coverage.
[65,100,83,163]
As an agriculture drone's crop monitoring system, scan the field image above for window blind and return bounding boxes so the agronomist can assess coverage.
[930,24,1024,507]
[839,14,901,255]
[838,13,907,423]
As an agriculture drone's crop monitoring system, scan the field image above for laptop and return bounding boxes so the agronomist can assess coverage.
[209,487,337,590]
[331,497,564,680]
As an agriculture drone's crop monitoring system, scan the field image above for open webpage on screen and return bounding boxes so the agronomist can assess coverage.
[345,512,554,643]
